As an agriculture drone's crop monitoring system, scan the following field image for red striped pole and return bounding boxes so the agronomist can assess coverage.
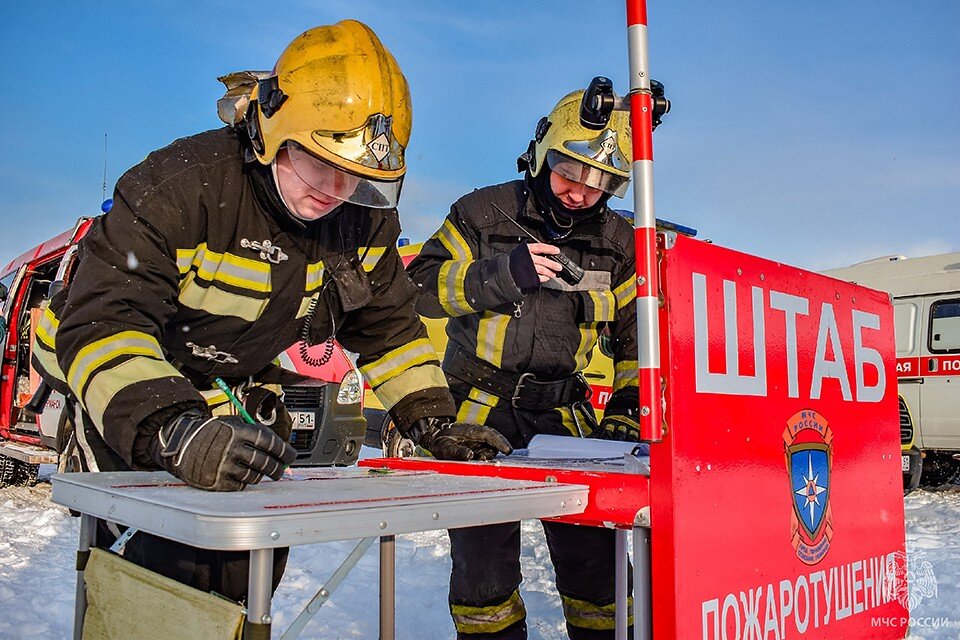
[626,0,663,442]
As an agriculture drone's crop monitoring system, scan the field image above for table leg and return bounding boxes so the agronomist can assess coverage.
[279,538,376,640]
[380,535,396,640]
[245,548,274,640]
[615,528,629,640]
[73,514,96,640]
[632,526,652,640]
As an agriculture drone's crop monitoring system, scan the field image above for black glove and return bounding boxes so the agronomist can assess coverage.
[508,243,540,289]
[591,415,641,442]
[403,417,513,461]
[151,410,297,491]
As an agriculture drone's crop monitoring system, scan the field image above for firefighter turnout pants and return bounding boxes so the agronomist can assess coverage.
[446,382,632,639]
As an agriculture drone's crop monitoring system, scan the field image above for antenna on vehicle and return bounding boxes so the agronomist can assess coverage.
[101,133,108,202]
[100,133,113,213]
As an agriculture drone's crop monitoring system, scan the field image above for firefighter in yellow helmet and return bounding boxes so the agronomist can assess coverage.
[407,81,656,638]
[32,20,508,608]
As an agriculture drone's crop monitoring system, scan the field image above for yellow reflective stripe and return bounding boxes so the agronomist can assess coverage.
[437,218,472,262]
[438,261,474,317]
[358,247,387,272]
[588,290,616,322]
[476,313,511,368]
[33,339,66,383]
[574,322,600,371]
[361,339,437,388]
[306,260,325,292]
[451,589,525,634]
[613,276,635,310]
[197,248,271,292]
[177,244,272,292]
[372,364,447,410]
[457,387,499,425]
[200,389,229,407]
[178,272,268,322]
[36,304,60,349]
[614,360,639,392]
[297,294,317,319]
[84,356,182,428]
[68,331,164,396]
[176,247,198,275]
[560,594,633,631]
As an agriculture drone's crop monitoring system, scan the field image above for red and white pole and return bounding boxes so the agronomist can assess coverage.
[626,0,663,442]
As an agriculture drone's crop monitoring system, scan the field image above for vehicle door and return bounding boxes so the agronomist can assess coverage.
[9,254,66,440]
[0,265,30,429]
[893,298,923,446]
[919,295,960,449]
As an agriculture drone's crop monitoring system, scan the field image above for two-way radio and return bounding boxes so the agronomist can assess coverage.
[491,204,585,285]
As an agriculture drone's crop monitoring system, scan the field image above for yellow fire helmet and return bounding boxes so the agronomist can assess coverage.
[530,90,632,198]
[247,20,411,209]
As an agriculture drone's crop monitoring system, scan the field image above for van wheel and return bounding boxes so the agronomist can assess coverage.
[919,452,960,487]
[382,419,416,459]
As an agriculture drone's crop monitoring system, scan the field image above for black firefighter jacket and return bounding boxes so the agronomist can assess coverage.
[406,179,639,430]
[32,127,454,468]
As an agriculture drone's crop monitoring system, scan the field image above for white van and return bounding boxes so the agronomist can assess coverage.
[823,252,960,489]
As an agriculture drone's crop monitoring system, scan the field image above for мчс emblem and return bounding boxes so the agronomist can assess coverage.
[783,410,834,565]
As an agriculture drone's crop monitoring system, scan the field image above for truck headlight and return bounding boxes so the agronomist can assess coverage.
[337,369,362,405]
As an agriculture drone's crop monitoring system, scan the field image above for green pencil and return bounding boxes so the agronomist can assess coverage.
[214,377,256,424]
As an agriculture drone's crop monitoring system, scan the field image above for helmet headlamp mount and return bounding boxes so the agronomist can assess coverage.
[244,76,287,156]
[578,76,671,132]
[257,76,287,119]
[579,76,616,130]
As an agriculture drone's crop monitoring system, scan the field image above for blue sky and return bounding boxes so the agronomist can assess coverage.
[2,1,957,271]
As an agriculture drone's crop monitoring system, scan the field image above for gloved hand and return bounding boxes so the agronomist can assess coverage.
[242,386,293,443]
[509,242,564,288]
[151,410,297,491]
[590,415,641,442]
[403,417,513,461]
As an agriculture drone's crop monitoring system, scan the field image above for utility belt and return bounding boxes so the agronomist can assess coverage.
[444,346,590,411]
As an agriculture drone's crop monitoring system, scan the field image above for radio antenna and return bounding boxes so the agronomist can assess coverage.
[101,133,108,202]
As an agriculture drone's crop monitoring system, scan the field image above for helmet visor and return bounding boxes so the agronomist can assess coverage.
[546,150,630,198]
[287,141,402,209]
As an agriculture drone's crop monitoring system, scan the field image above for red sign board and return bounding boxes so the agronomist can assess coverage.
[652,234,908,638]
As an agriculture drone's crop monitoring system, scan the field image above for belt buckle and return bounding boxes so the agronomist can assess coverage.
[511,372,536,408]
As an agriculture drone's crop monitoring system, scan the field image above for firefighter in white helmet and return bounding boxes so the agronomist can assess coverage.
[32,20,509,607]
[408,84,647,638]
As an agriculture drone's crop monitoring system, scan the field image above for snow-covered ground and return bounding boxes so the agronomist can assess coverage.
[0,462,957,639]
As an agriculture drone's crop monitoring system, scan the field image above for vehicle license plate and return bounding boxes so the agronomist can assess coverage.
[291,411,316,430]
